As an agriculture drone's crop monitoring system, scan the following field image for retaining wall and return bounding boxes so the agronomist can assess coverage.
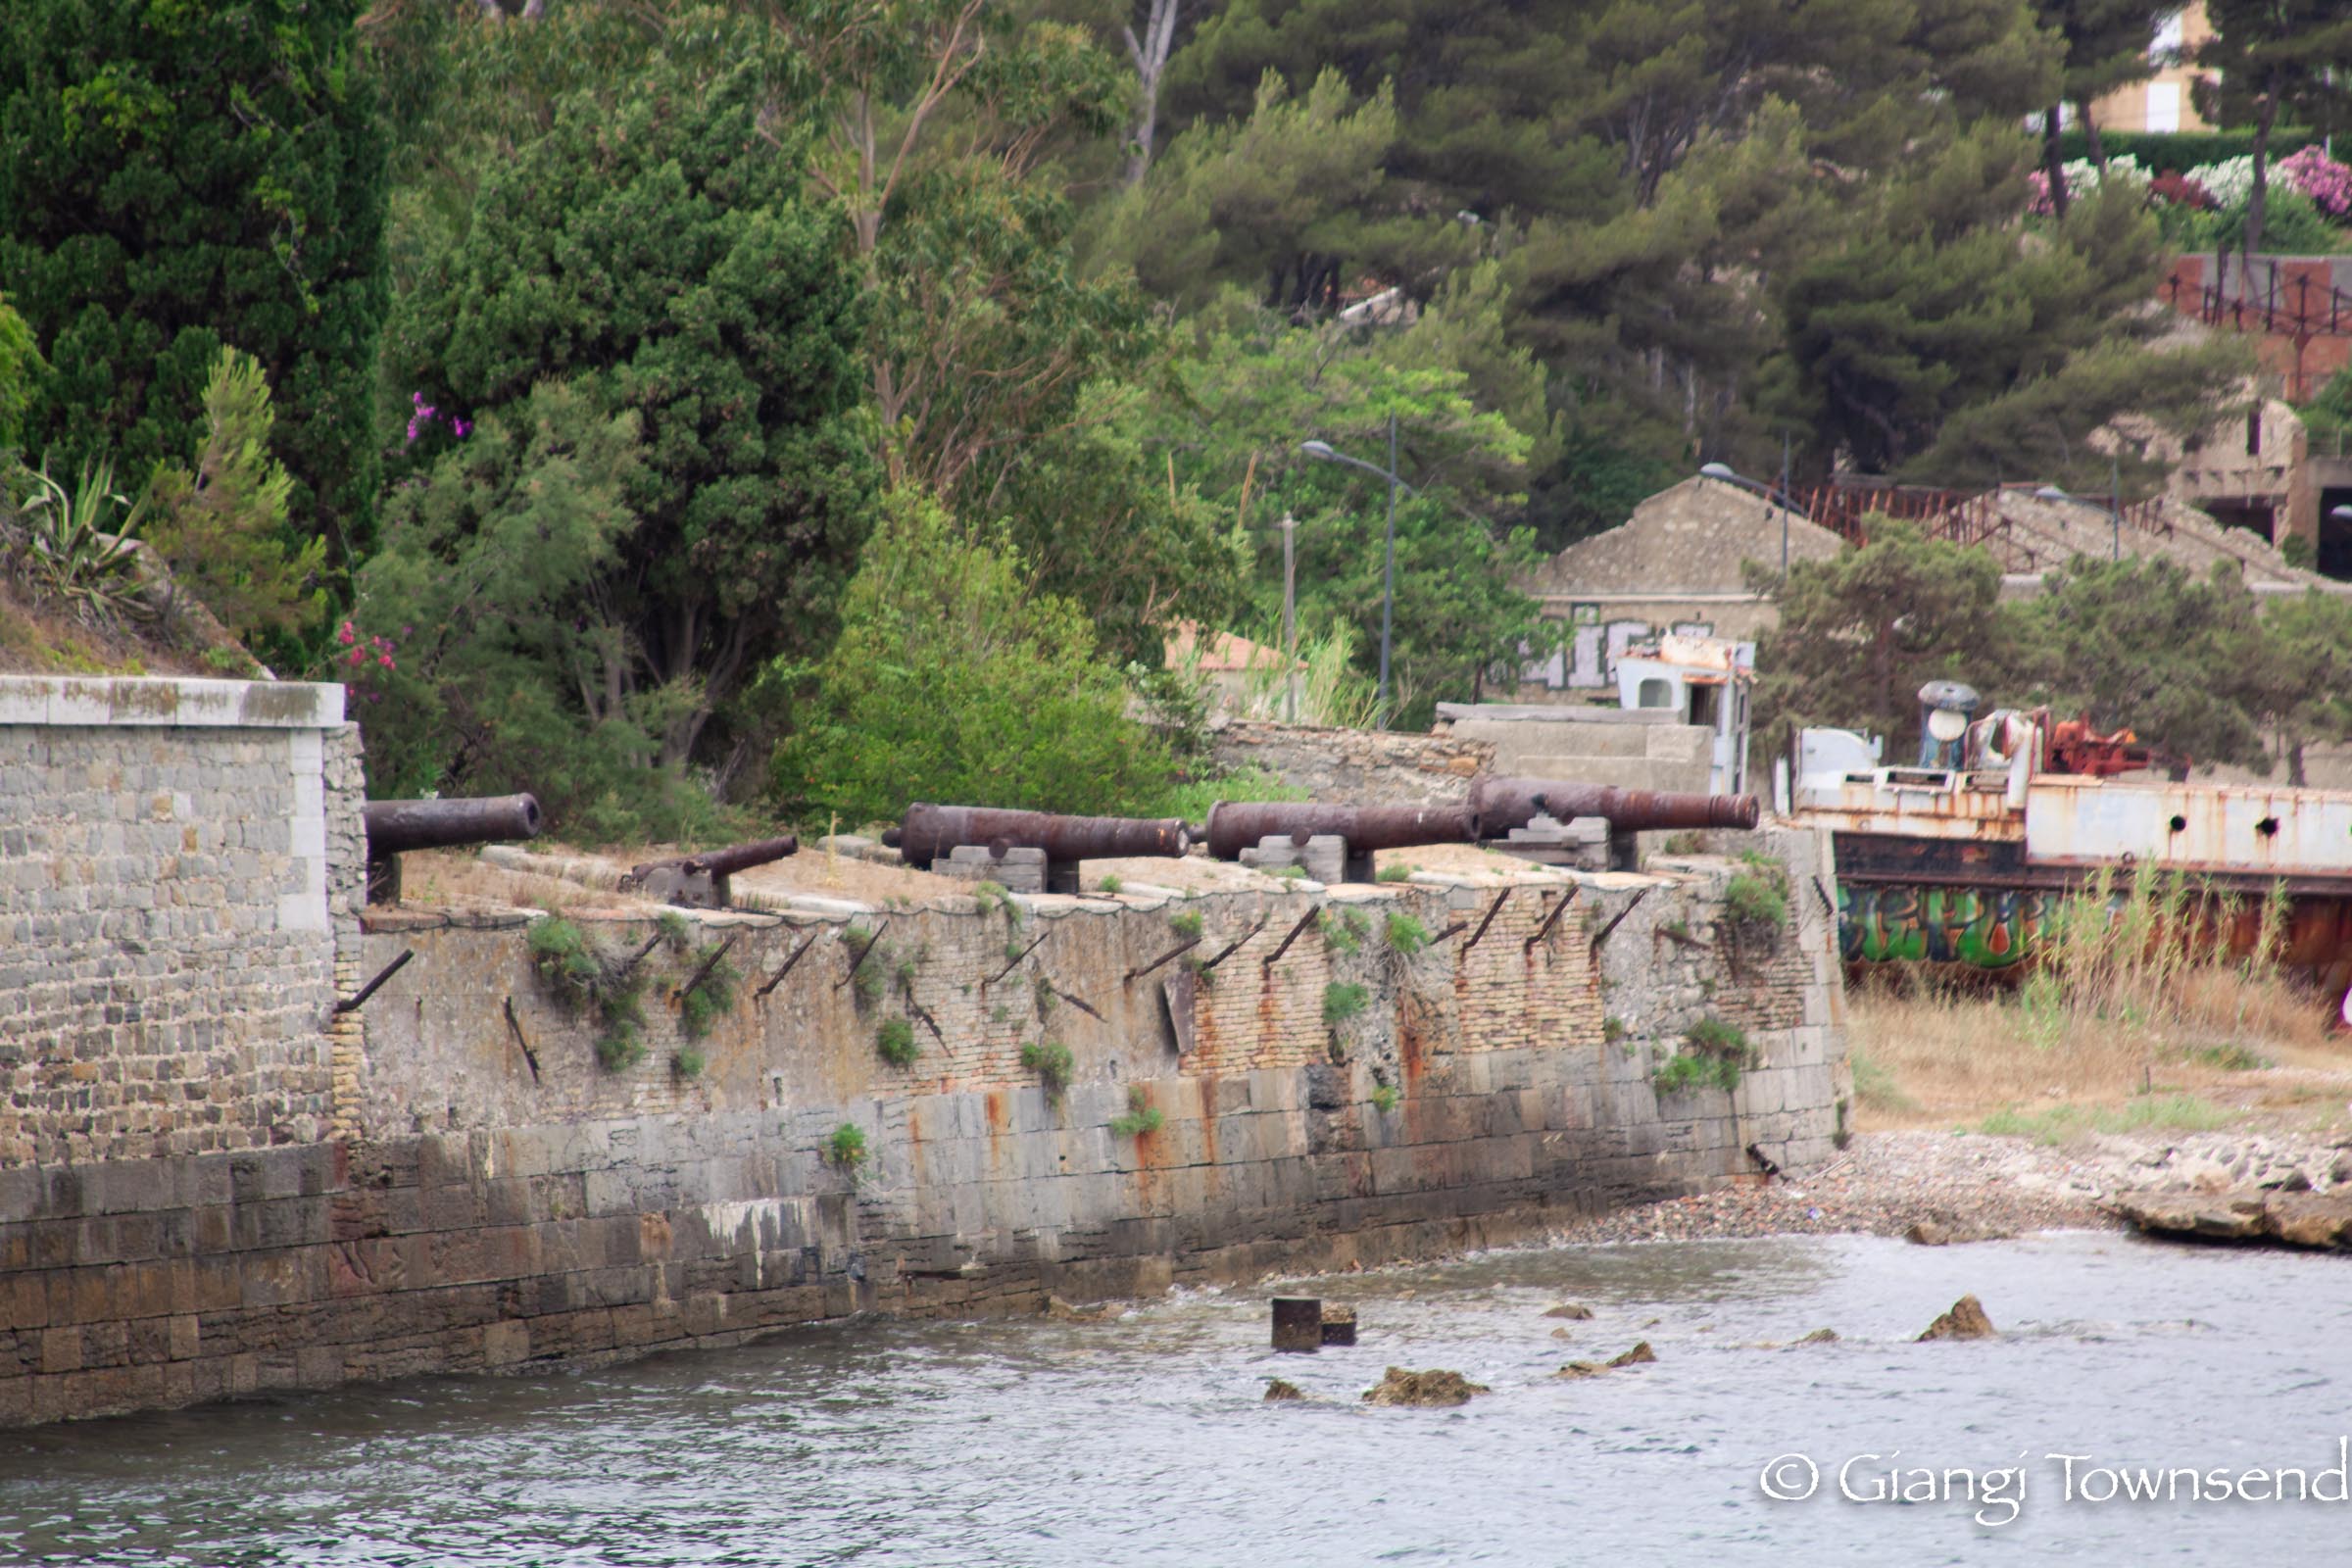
[0,682,1847,1425]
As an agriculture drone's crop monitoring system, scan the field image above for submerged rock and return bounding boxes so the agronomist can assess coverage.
[1362,1366,1490,1406]
[1792,1327,1839,1346]
[1607,1341,1657,1366]
[1918,1295,1996,1341]
[1553,1361,1604,1379]
[1047,1296,1120,1323]
[1263,1379,1305,1402]
[1544,1303,1595,1320]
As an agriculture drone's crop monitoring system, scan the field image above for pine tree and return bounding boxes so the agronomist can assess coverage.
[0,0,390,570]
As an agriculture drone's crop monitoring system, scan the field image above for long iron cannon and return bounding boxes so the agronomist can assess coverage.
[1469,776,1760,836]
[363,793,543,905]
[886,805,1191,869]
[363,794,543,857]
[1201,801,1478,861]
[625,835,800,909]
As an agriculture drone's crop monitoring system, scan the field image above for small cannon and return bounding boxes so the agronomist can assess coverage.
[1470,776,1760,871]
[363,793,543,904]
[1202,801,1479,883]
[885,804,1190,893]
[625,835,800,909]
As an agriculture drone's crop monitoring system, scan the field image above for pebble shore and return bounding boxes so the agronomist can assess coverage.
[1536,1126,2352,1247]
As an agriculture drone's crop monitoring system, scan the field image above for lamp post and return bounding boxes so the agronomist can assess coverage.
[1301,415,1412,726]
[1698,450,1801,574]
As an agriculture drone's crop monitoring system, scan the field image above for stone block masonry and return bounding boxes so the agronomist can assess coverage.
[0,679,1847,1425]
[0,677,363,1168]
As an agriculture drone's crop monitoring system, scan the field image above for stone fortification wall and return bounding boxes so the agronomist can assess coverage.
[0,677,362,1168]
[0,817,1846,1426]
[1206,719,1493,805]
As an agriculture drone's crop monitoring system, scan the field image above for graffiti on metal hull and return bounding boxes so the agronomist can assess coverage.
[1838,885,2044,967]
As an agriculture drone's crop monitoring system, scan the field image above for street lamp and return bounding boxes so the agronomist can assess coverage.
[1301,416,1415,726]
[1698,451,1800,573]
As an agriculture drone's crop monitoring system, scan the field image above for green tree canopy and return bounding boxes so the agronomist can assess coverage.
[384,52,878,776]
[0,0,389,569]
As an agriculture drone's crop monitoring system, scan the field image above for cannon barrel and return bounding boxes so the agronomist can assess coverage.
[1469,776,1759,836]
[632,835,799,881]
[890,804,1190,868]
[1202,801,1478,861]
[364,794,542,857]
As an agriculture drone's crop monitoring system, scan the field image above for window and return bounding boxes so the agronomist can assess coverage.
[1636,677,1675,710]
[2145,80,2180,134]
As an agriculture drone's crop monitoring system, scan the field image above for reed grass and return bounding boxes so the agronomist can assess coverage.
[1849,868,2348,1136]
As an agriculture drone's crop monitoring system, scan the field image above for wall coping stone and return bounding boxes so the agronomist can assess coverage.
[0,674,344,728]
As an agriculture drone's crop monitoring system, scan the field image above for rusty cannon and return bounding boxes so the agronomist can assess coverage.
[1202,801,1479,884]
[1470,775,1760,870]
[626,835,800,909]
[884,804,1191,894]
[363,793,543,904]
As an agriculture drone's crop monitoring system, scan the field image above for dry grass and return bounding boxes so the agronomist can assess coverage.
[1849,968,2352,1137]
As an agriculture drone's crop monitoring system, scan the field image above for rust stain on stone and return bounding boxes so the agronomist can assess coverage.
[1195,1075,1219,1168]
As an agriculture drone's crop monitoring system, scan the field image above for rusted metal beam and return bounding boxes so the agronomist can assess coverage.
[757,931,821,998]
[1197,917,1268,973]
[1470,776,1758,837]
[614,930,666,978]
[837,918,890,991]
[908,999,944,1042]
[1429,920,1470,945]
[1260,906,1322,970]
[1461,889,1512,952]
[1125,934,1203,984]
[988,930,1049,985]
[364,794,542,857]
[1204,802,1477,861]
[501,996,541,1083]
[1524,885,1580,951]
[677,933,740,1002]
[1588,885,1653,962]
[334,950,414,1013]
[889,804,1189,868]
[1046,980,1103,1021]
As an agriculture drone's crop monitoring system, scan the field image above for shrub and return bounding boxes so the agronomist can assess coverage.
[1169,909,1204,941]
[876,1016,918,1068]
[1658,1017,1754,1094]
[1323,982,1370,1025]
[1100,874,1123,894]
[1375,862,1415,883]
[672,1042,707,1078]
[527,914,650,1070]
[1724,851,1789,930]
[676,944,741,1040]
[1603,1014,1627,1042]
[769,489,1179,824]
[1384,911,1430,956]
[1109,1086,1164,1137]
[1032,970,1057,1018]
[826,1123,868,1169]
[1660,831,1703,856]
[1369,1083,1400,1114]
[1022,1038,1074,1097]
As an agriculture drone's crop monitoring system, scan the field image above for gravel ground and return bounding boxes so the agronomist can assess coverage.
[1541,1131,2124,1245]
[1539,1123,2352,1247]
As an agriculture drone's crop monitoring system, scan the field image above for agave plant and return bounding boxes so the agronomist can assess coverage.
[9,458,151,626]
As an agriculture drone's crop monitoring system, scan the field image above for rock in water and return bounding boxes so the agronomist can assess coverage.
[1918,1295,1996,1341]
[1607,1341,1657,1366]
[1048,1296,1118,1322]
[1544,1303,1595,1320]
[1263,1379,1305,1402]
[1362,1367,1490,1406]
[1792,1328,1838,1345]
[1553,1361,1604,1379]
